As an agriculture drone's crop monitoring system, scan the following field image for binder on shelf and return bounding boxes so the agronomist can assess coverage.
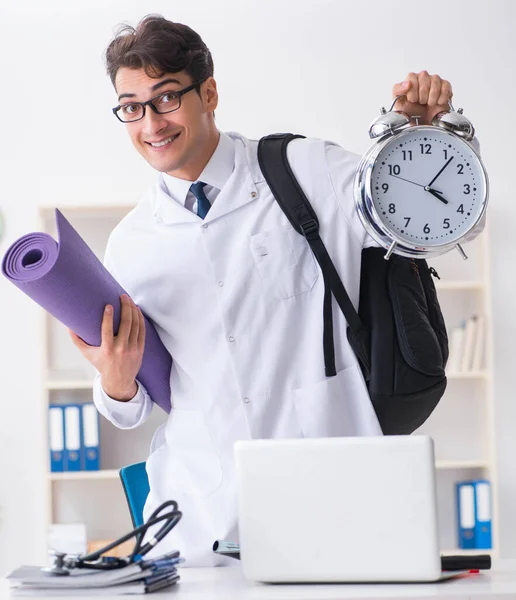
[48,405,65,472]
[473,479,492,549]
[456,481,476,549]
[64,404,82,472]
[471,315,486,372]
[81,403,100,471]
[460,315,478,372]
[447,321,466,373]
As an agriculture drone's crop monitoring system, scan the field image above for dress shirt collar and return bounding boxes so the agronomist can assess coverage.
[161,131,235,206]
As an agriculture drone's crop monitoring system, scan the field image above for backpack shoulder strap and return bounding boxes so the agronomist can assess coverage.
[257,133,370,379]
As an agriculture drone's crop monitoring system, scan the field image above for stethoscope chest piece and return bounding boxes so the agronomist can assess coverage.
[42,551,70,576]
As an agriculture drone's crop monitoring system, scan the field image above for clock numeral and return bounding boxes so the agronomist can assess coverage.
[388,203,396,214]
[463,184,471,194]
[457,164,464,175]
[404,217,411,228]
[457,204,464,214]
[388,165,401,176]
[420,143,432,155]
[402,150,413,161]
[382,183,389,193]
[443,218,450,229]
[423,223,431,234]
[443,149,448,159]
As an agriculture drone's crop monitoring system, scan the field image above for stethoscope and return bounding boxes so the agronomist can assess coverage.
[42,500,182,576]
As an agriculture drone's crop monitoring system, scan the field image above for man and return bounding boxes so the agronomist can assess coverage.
[70,14,455,566]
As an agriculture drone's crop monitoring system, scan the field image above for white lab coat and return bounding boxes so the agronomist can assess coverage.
[93,131,383,567]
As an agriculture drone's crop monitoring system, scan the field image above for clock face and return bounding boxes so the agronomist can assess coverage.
[370,127,486,247]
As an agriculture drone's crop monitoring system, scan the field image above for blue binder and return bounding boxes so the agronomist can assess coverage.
[456,481,476,549]
[473,479,492,549]
[81,403,100,471]
[64,404,82,471]
[48,405,65,472]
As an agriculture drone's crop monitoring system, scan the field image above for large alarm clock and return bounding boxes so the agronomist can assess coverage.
[354,95,488,259]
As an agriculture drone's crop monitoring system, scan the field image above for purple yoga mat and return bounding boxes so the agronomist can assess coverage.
[2,208,172,413]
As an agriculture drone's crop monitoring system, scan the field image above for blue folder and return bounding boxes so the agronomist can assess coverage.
[63,404,82,471]
[81,403,100,470]
[456,481,476,549]
[48,405,65,472]
[472,479,492,549]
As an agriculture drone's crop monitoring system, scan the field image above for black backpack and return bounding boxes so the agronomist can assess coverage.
[257,133,449,435]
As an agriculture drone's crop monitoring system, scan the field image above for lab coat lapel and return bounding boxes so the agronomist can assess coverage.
[150,133,265,226]
[203,135,264,221]
[152,178,200,226]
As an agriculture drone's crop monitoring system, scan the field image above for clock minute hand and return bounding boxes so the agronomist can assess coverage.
[427,156,454,188]
[388,174,426,188]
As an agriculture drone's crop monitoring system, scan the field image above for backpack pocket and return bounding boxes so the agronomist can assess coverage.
[387,257,446,378]
[419,263,449,368]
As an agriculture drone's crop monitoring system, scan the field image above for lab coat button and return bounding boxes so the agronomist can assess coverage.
[243,397,251,404]
[202,223,208,229]
[251,191,257,199]
[229,336,235,343]
[218,281,224,287]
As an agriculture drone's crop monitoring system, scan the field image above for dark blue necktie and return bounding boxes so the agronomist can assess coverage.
[190,181,211,219]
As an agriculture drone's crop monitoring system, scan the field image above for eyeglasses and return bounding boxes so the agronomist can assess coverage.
[112,79,206,123]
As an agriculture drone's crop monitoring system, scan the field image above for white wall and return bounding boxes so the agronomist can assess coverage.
[0,0,514,575]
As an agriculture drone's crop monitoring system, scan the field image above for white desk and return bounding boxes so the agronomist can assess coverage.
[4,560,516,599]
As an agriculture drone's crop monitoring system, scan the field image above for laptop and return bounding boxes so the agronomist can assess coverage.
[234,435,479,583]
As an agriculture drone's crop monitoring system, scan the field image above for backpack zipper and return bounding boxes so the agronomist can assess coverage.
[410,260,441,281]
[428,266,441,280]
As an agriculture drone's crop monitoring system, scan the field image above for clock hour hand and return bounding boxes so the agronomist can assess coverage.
[426,187,449,205]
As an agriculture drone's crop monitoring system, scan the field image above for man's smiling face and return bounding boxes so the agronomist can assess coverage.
[115,67,219,180]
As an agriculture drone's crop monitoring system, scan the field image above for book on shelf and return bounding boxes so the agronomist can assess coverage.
[447,314,485,374]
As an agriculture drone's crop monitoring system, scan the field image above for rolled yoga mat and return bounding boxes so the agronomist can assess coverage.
[1,208,172,413]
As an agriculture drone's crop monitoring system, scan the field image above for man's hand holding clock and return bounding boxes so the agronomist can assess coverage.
[391,70,453,125]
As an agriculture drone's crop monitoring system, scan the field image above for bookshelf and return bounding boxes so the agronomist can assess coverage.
[39,205,497,558]
[421,225,497,556]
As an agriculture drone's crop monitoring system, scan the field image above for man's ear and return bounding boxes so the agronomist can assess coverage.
[203,77,218,113]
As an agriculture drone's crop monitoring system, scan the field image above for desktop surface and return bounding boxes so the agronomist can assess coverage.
[4,560,516,599]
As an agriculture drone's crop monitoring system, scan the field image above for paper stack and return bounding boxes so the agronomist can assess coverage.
[7,551,183,596]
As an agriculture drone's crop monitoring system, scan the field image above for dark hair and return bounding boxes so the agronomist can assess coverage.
[105,14,214,91]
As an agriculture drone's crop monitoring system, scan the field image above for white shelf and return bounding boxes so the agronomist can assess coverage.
[49,462,488,478]
[436,460,489,470]
[49,469,119,481]
[447,371,488,380]
[441,548,493,556]
[46,379,94,390]
[436,280,485,291]
[45,372,488,390]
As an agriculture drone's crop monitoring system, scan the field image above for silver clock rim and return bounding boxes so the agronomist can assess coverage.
[353,126,489,259]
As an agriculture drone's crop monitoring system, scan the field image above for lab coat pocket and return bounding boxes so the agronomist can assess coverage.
[250,226,318,300]
[293,364,381,437]
[160,408,223,498]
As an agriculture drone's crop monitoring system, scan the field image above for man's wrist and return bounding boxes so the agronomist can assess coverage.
[102,379,138,402]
